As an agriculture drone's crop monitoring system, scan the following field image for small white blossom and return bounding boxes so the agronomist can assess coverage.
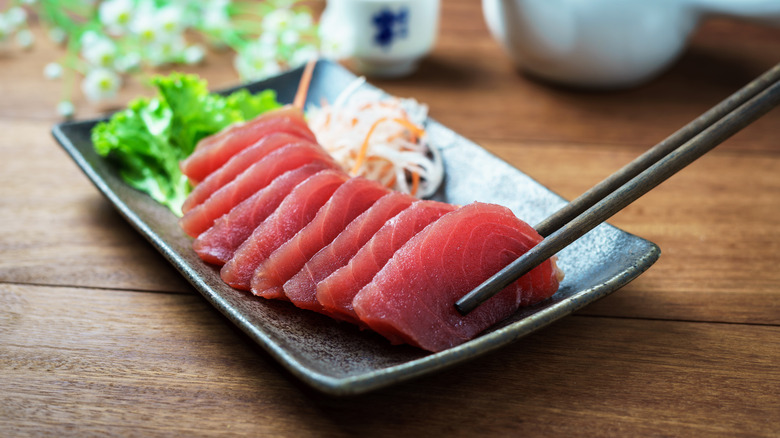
[114,52,141,72]
[145,34,186,66]
[280,29,300,46]
[201,0,230,33]
[57,100,75,118]
[184,44,206,65]
[82,37,117,67]
[156,5,185,37]
[234,40,282,81]
[262,8,296,34]
[99,0,134,34]
[80,30,102,48]
[6,7,27,28]
[48,27,67,44]
[16,28,34,49]
[0,14,13,41]
[81,68,121,101]
[44,62,63,79]
[290,44,318,67]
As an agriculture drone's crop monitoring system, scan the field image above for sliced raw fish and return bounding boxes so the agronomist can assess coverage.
[220,169,348,291]
[316,200,457,324]
[284,192,417,314]
[192,162,334,265]
[181,107,316,183]
[353,202,562,353]
[252,177,391,301]
[179,143,339,237]
[182,133,311,214]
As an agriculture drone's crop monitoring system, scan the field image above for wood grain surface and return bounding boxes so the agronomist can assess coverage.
[1,1,779,436]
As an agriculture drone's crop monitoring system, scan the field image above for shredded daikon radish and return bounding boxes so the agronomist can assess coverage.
[306,79,444,198]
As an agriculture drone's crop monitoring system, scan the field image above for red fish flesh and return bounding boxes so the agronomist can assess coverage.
[179,143,339,237]
[181,133,311,214]
[180,107,316,183]
[192,162,335,265]
[220,169,348,291]
[316,200,457,324]
[251,177,391,302]
[352,202,562,353]
[284,191,417,314]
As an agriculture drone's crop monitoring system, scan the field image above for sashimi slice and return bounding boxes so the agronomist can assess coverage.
[284,192,417,314]
[252,177,391,301]
[220,169,348,291]
[179,143,339,237]
[181,133,311,214]
[316,200,457,324]
[181,106,316,183]
[192,162,335,265]
[353,202,562,353]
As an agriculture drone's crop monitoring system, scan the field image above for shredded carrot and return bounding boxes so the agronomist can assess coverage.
[293,60,316,110]
[351,117,389,175]
[410,170,420,196]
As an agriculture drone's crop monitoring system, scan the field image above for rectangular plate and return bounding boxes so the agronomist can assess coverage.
[52,60,660,396]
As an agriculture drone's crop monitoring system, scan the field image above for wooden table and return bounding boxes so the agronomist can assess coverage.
[2,2,779,435]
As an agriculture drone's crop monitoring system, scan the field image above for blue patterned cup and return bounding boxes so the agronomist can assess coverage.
[320,0,440,77]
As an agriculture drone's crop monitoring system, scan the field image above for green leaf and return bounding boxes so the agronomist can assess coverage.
[91,72,282,216]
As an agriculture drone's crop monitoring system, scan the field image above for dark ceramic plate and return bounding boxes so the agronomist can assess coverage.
[52,60,660,396]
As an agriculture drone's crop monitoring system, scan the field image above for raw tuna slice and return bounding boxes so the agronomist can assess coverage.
[179,143,339,237]
[316,200,457,324]
[181,107,316,183]
[284,192,417,313]
[181,133,311,214]
[252,177,391,301]
[220,169,348,291]
[192,162,335,265]
[353,202,562,353]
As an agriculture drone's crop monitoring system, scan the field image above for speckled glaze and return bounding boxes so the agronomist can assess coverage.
[52,60,660,396]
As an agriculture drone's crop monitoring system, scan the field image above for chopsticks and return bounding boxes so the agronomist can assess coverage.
[455,62,780,315]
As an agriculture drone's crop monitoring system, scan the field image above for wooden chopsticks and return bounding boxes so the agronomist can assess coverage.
[455,62,780,315]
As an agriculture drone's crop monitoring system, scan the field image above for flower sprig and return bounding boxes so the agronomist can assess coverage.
[0,0,320,118]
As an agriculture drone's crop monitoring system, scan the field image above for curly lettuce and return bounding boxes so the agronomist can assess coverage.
[92,73,281,215]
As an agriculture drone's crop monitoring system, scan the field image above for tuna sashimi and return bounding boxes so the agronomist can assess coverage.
[316,200,457,324]
[251,177,391,302]
[284,192,417,314]
[181,133,313,214]
[220,169,348,291]
[192,162,335,265]
[353,202,562,353]
[179,143,339,237]
[181,107,316,183]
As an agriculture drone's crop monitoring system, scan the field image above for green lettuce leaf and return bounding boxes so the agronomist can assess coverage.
[92,72,282,215]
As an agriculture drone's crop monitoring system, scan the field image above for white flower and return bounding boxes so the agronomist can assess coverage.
[262,8,296,34]
[279,29,300,46]
[0,14,13,41]
[57,100,75,118]
[156,5,185,37]
[201,0,231,33]
[234,41,282,81]
[16,28,34,49]
[99,0,134,34]
[81,68,122,101]
[80,30,102,48]
[290,44,318,67]
[114,52,141,72]
[145,34,186,66]
[44,62,63,79]
[82,37,117,67]
[48,27,67,44]
[184,44,206,65]
[6,7,27,28]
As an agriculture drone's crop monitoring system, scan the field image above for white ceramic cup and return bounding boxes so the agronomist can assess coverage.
[320,0,440,77]
[482,0,780,89]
